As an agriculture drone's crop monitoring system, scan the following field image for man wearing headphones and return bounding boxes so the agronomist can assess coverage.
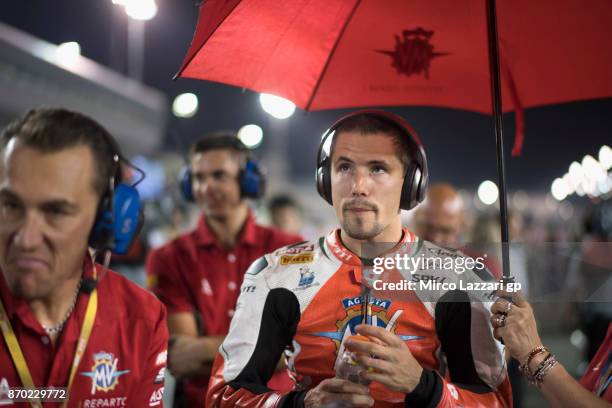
[206,110,512,407]
[146,134,302,407]
[0,108,167,406]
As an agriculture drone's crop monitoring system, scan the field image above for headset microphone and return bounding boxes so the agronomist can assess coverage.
[80,278,98,294]
[81,250,112,294]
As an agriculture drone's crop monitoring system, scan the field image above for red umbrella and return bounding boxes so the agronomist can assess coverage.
[176,0,612,278]
[177,0,610,146]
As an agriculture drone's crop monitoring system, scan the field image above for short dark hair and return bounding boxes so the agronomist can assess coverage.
[189,132,247,159]
[333,114,412,170]
[0,108,119,198]
[268,194,301,213]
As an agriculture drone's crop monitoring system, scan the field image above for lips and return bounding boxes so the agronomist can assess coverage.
[11,256,49,270]
[343,199,376,212]
[344,202,377,213]
[204,196,226,208]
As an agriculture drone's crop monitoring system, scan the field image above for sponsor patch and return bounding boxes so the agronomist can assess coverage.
[447,383,459,400]
[342,295,391,311]
[155,350,167,366]
[149,388,164,407]
[280,253,314,265]
[241,285,256,293]
[298,266,315,287]
[154,367,165,384]
[278,243,314,255]
[82,397,127,407]
[426,246,460,258]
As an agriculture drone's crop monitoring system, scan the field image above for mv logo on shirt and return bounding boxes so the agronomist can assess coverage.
[312,295,423,347]
[0,377,11,406]
[80,351,130,395]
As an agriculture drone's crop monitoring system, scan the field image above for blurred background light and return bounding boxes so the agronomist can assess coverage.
[56,41,81,67]
[130,155,166,201]
[582,154,606,182]
[581,177,597,196]
[551,177,568,201]
[561,173,575,195]
[568,161,584,187]
[238,124,264,149]
[477,180,498,205]
[599,145,612,170]
[172,93,198,118]
[259,93,296,119]
[124,0,158,20]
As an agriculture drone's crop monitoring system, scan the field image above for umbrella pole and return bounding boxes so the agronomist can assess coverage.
[486,0,513,284]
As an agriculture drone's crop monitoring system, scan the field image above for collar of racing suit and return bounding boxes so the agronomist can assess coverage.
[324,227,418,283]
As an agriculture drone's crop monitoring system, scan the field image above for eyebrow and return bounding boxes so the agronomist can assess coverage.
[192,168,230,177]
[0,188,78,210]
[40,200,79,212]
[0,189,20,202]
[334,156,391,166]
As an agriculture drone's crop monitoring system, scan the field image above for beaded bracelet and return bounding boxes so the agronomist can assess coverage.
[519,346,548,376]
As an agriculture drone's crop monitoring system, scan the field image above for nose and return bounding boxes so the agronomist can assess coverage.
[351,167,370,197]
[13,212,44,250]
[193,176,211,197]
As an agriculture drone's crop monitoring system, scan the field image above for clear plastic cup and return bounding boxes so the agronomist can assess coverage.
[335,334,372,386]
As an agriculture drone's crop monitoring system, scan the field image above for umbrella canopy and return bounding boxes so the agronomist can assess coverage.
[177,0,612,115]
[176,0,612,279]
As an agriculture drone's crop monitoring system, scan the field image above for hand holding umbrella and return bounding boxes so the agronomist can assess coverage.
[490,290,543,363]
[491,291,612,407]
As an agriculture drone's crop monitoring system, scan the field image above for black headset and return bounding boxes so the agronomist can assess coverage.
[180,135,266,202]
[315,109,428,211]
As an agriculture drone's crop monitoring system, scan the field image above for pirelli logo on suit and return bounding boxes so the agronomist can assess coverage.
[280,253,314,265]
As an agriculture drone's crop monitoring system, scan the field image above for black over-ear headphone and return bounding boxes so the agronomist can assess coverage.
[315,109,429,211]
[180,135,266,202]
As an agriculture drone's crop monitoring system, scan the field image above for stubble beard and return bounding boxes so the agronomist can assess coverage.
[342,216,384,241]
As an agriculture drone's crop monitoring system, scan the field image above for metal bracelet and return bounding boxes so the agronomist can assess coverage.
[533,354,557,387]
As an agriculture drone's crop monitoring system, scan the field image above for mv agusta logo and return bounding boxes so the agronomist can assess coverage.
[376,27,449,79]
[80,352,130,395]
[311,295,423,348]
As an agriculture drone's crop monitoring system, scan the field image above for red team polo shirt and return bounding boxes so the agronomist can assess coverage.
[580,323,611,402]
[146,212,302,406]
[0,256,168,407]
